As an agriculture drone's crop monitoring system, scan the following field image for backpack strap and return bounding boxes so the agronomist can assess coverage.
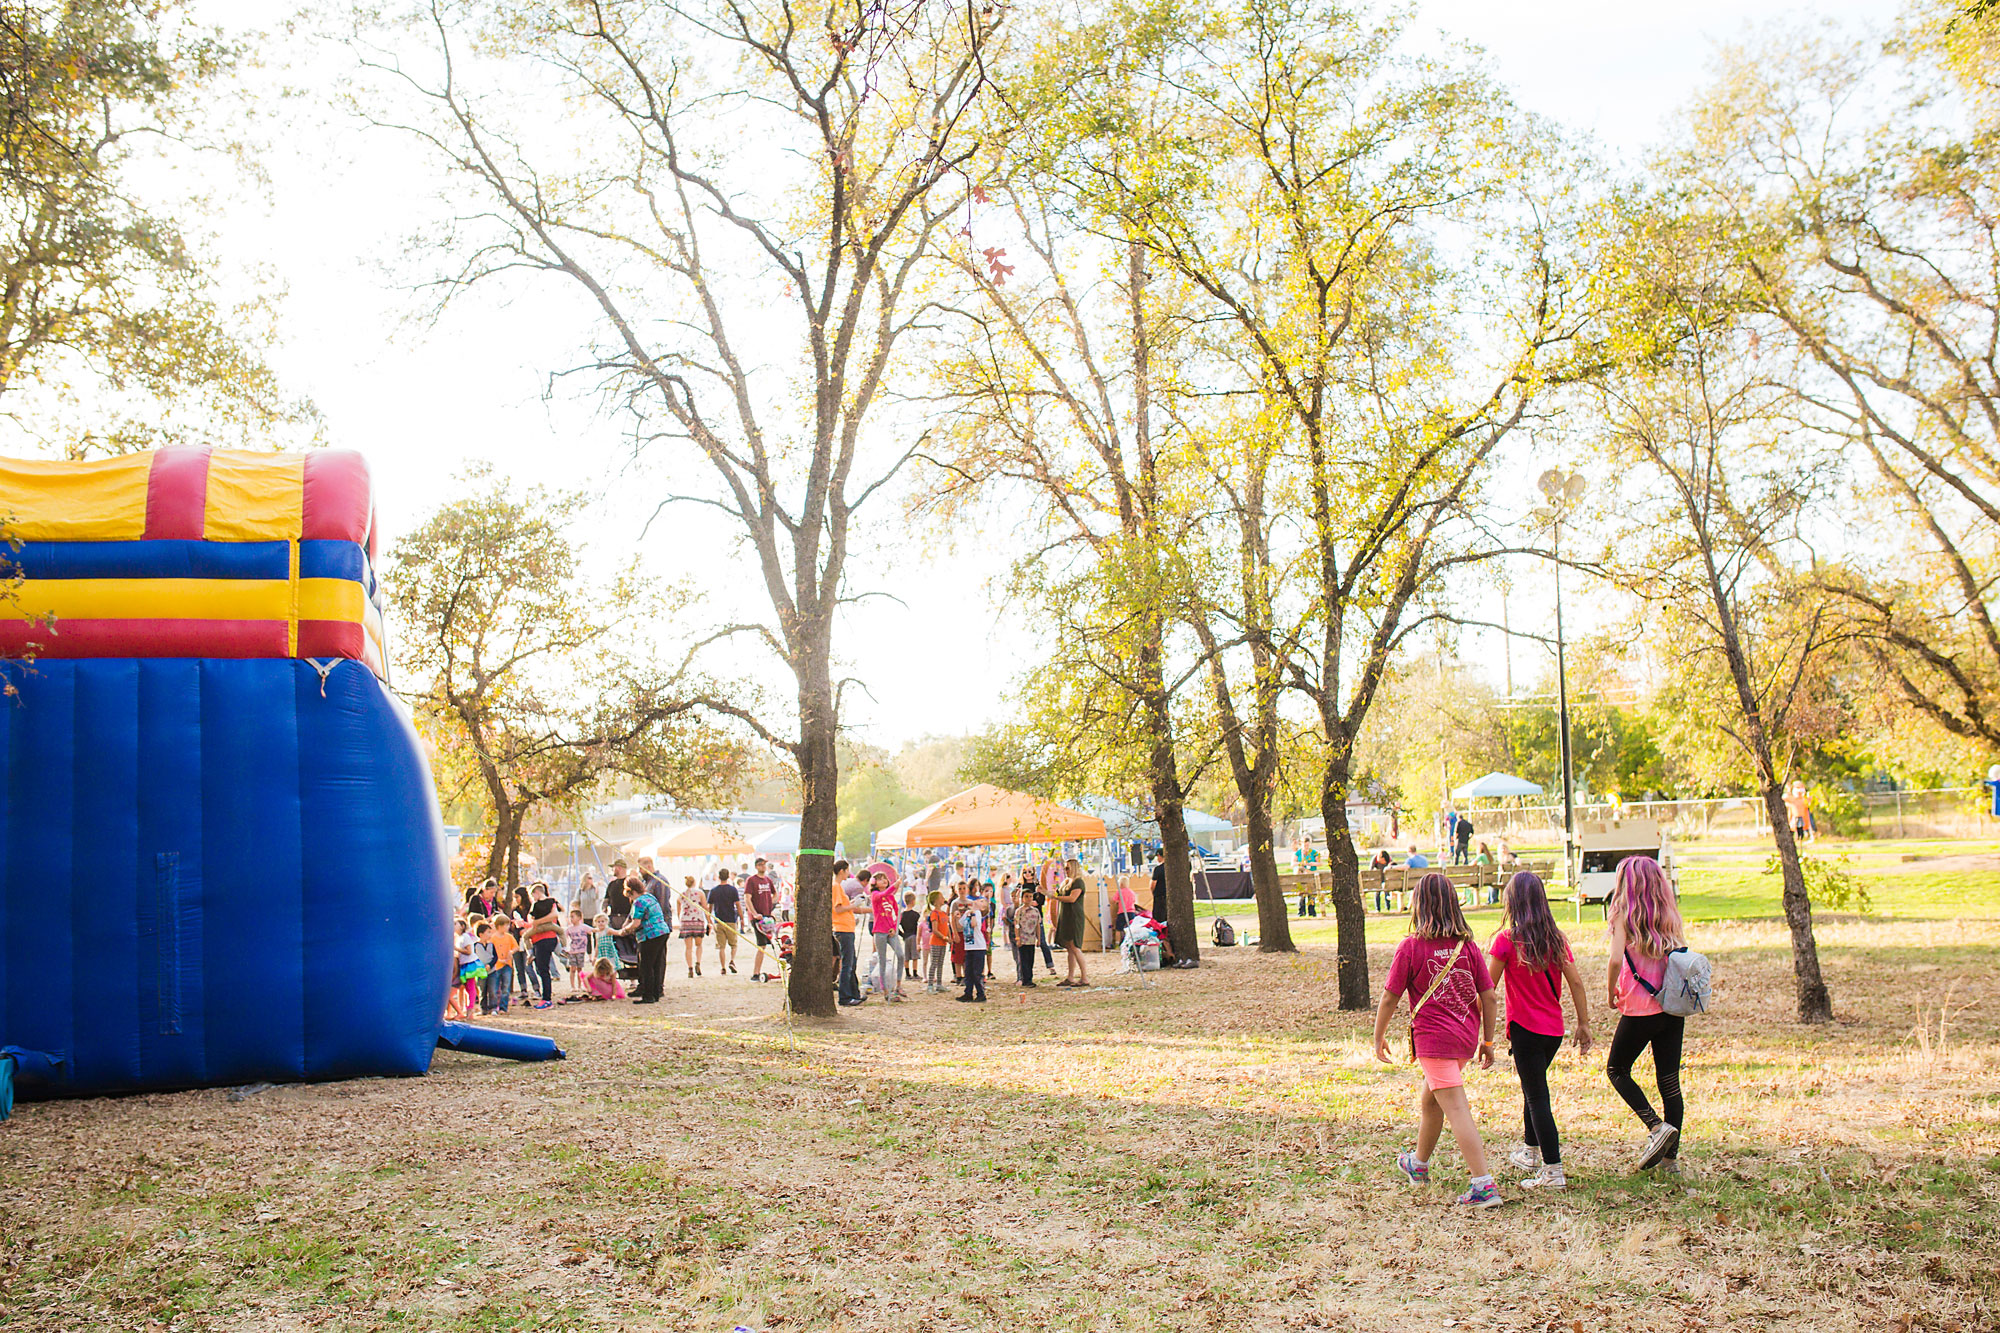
[1411,941,1468,1019]
[1624,948,1662,997]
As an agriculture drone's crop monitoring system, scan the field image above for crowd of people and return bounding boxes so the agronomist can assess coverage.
[446,846,1160,1011]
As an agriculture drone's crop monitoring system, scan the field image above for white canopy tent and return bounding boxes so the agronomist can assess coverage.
[1451,772,1545,801]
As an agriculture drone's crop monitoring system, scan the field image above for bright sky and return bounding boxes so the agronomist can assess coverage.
[184,0,1899,749]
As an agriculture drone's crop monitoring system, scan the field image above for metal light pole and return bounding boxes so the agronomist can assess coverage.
[1538,468,1586,913]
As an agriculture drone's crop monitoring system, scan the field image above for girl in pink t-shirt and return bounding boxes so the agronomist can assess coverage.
[1489,871,1593,1190]
[1604,856,1689,1174]
[1371,872,1502,1208]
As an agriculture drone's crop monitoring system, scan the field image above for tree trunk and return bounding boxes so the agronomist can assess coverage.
[1321,765,1371,1010]
[787,659,840,1019]
[1245,798,1293,952]
[486,797,523,890]
[1760,783,1834,1023]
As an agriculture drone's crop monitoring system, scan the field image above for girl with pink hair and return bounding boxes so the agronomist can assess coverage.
[1605,856,1690,1174]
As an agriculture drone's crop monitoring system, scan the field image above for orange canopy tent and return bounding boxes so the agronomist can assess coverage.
[622,824,755,860]
[874,784,1107,850]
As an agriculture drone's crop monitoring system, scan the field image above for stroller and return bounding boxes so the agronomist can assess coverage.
[1119,916,1164,985]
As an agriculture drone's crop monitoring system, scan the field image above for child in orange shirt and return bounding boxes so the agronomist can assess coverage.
[488,920,519,1015]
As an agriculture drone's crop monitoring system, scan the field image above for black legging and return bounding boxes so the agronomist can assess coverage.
[1508,1022,1565,1165]
[1605,1011,1685,1154]
[531,936,558,1002]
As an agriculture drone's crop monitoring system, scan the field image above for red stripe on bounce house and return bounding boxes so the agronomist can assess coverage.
[301,451,373,543]
[296,619,371,667]
[0,618,288,658]
[143,448,212,539]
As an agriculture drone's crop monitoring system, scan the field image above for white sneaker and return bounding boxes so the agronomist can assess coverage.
[1520,1164,1567,1190]
[1508,1143,1541,1171]
[1636,1122,1680,1171]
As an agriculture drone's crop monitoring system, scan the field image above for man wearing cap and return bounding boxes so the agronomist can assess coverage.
[743,857,780,982]
[605,860,632,921]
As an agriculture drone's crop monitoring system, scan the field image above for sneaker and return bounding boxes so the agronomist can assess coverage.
[1636,1123,1680,1171]
[1508,1143,1542,1172]
[1654,1159,1683,1179]
[1395,1152,1430,1185]
[1519,1165,1567,1190]
[1455,1180,1504,1209]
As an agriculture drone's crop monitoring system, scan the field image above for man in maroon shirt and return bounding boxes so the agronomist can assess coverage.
[743,856,781,982]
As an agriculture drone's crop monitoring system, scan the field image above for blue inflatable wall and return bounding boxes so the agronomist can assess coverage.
[0,657,453,1097]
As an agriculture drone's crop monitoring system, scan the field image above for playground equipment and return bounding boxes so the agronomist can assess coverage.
[0,448,558,1116]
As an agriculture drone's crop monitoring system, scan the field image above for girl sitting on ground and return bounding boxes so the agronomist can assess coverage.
[584,956,626,1000]
[1372,871,1504,1208]
[1605,856,1690,1175]
[1489,871,1593,1190]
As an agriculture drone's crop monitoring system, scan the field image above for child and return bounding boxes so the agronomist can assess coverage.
[448,916,479,1019]
[948,881,968,982]
[924,891,950,993]
[585,956,626,1001]
[1489,871,1593,1190]
[1372,871,1503,1208]
[1605,856,1690,1175]
[1012,884,1042,987]
[900,891,921,980]
[593,912,619,967]
[562,908,591,996]
[956,885,989,1003]
[488,918,518,1014]
[473,922,500,1014]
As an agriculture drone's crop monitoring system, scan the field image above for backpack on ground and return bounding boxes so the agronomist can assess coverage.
[1627,946,1712,1017]
[1212,917,1237,947]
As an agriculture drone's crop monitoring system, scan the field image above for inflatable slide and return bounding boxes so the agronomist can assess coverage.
[0,448,552,1112]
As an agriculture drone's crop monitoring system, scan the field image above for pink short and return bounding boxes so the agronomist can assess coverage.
[1416,1056,1467,1090]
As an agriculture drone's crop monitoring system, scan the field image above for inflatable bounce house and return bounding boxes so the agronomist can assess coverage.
[0,447,555,1117]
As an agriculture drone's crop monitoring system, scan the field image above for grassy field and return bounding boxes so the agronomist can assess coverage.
[2,849,1997,1331]
[1205,835,2000,950]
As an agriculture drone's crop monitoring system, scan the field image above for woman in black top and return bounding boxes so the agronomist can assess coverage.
[525,881,563,1006]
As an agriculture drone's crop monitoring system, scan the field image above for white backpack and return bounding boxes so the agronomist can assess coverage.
[1627,947,1712,1017]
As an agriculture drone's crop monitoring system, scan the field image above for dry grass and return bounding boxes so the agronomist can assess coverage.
[2,917,1997,1332]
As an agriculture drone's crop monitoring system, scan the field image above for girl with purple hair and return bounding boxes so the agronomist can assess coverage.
[1605,856,1690,1174]
[1489,871,1594,1189]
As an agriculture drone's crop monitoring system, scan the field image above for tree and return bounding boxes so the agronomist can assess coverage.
[923,178,1208,962]
[1045,0,1582,1006]
[390,470,749,888]
[1173,411,1299,951]
[1683,30,2000,756]
[1594,196,1838,1023]
[357,0,1001,1015]
[1,0,305,453]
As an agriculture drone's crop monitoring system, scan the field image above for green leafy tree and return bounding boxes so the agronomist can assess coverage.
[1594,195,1840,1023]
[1680,27,2000,758]
[358,0,1003,1016]
[389,470,751,888]
[1,0,307,453]
[1037,0,1586,1006]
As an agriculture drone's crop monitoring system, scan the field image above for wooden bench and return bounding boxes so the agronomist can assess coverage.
[1277,862,1560,916]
